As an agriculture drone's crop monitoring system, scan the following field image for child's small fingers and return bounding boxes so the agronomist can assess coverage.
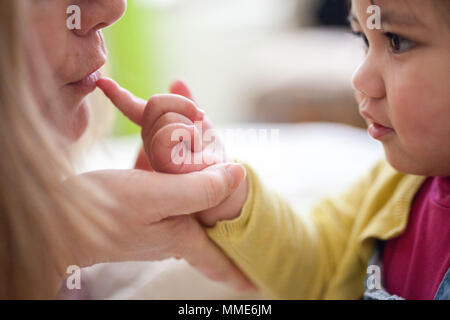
[144,94,204,128]
[97,77,147,126]
[134,146,154,171]
[145,112,194,151]
[169,79,196,102]
[151,123,209,174]
[150,123,195,172]
[142,94,204,144]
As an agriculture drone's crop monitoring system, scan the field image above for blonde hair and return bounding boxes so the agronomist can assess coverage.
[0,0,118,299]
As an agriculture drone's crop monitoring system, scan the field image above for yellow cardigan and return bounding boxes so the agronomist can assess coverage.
[206,159,427,299]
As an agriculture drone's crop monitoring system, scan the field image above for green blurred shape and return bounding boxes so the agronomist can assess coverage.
[105,1,168,136]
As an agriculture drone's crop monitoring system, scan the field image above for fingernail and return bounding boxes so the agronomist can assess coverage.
[225,164,246,189]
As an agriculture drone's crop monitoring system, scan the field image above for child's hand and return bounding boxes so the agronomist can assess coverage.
[97,78,248,227]
[141,87,228,174]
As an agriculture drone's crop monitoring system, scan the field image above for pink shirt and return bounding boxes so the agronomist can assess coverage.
[383,176,450,300]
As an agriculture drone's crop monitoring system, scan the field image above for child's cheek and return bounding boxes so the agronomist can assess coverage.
[389,68,443,155]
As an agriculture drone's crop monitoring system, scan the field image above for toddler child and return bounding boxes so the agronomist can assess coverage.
[98,0,450,300]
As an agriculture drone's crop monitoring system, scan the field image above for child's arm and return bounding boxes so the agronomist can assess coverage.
[97,78,379,298]
[206,160,381,299]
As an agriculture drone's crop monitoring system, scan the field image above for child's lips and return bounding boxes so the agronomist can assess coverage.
[359,109,394,139]
[368,122,395,140]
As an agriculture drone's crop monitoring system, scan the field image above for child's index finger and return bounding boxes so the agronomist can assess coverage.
[96,77,147,127]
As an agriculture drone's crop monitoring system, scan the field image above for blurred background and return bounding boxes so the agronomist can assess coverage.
[71,0,386,300]
[100,0,366,136]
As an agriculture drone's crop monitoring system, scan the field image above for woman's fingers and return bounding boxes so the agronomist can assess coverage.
[84,163,246,224]
[152,163,246,218]
[96,77,147,126]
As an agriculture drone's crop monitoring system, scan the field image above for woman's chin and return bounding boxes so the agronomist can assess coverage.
[59,100,91,145]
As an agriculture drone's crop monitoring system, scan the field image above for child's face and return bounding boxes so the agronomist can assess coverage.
[351,0,450,176]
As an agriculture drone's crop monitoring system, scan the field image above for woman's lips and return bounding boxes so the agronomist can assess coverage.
[368,122,395,140]
[67,70,101,94]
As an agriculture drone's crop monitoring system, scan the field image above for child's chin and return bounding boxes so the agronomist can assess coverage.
[384,147,428,176]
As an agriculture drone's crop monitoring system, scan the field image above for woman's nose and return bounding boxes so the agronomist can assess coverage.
[73,0,127,36]
[351,53,386,100]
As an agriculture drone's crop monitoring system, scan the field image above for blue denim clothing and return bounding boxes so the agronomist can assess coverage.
[363,241,449,300]
[434,268,450,300]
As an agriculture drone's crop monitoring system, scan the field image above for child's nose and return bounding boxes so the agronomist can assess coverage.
[352,54,386,100]
[73,0,126,37]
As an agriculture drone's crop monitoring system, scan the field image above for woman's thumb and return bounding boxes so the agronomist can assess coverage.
[202,163,247,191]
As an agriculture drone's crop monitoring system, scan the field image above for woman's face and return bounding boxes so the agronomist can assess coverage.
[29,0,126,142]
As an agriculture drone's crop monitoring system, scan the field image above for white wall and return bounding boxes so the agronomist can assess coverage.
[139,0,313,124]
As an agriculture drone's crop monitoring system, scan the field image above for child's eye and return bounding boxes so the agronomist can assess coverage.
[384,32,416,54]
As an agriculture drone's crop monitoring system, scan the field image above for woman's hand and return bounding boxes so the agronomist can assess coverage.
[79,165,254,291]
[93,79,253,290]
[97,78,249,227]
